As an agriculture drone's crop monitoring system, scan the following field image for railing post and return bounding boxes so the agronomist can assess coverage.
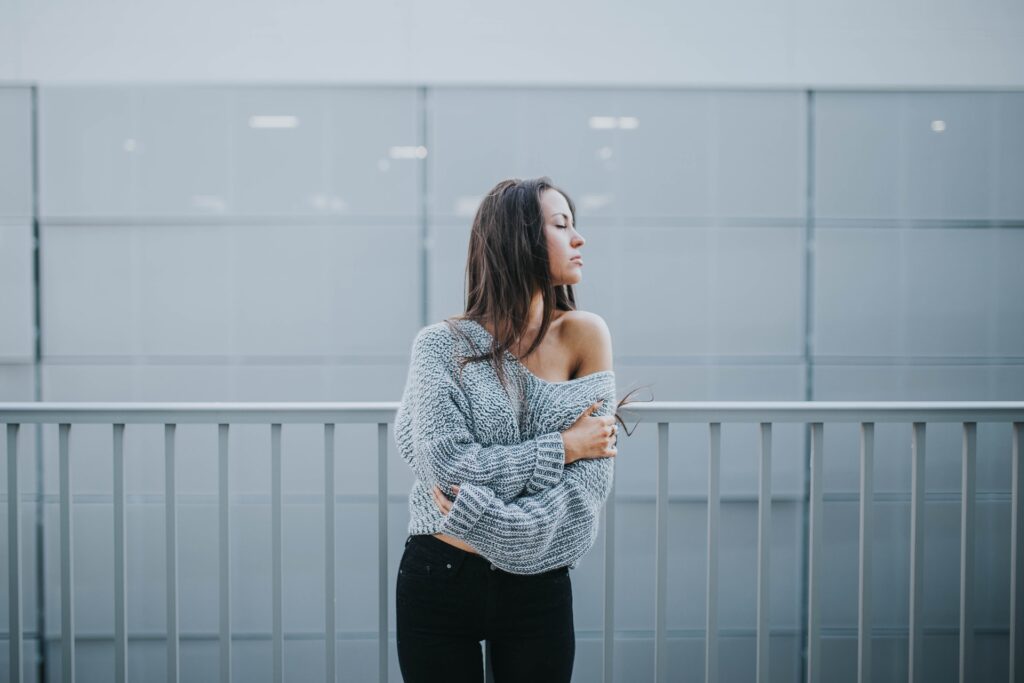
[756,422,772,683]
[603,463,616,683]
[857,422,874,683]
[959,422,976,683]
[378,422,389,683]
[113,423,127,683]
[909,422,926,683]
[806,422,823,683]
[706,422,720,683]
[655,422,669,683]
[165,423,179,683]
[1012,422,1023,683]
[218,423,232,683]
[271,423,283,683]
[325,423,336,683]
[7,423,22,683]
[59,422,75,683]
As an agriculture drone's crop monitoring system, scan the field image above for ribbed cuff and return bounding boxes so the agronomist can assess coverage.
[526,431,566,494]
[439,483,492,538]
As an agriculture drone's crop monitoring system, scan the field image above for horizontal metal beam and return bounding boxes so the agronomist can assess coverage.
[3,401,1023,425]
[622,402,1024,424]
[0,404,400,424]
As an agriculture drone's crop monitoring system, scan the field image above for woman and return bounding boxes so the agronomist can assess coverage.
[394,177,638,682]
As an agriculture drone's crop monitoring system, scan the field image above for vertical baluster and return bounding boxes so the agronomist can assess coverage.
[378,423,389,682]
[806,422,823,683]
[603,469,616,683]
[858,423,874,683]
[655,422,669,683]
[756,422,772,683]
[324,424,336,683]
[218,424,231,683]
[706,423,720,683]
[1012,422,1023,683]
[165,423,178,683]
[909,423,925,683]
[959,422,976,683]
[484,641,494,683]
[271,423,283,683]
[7,423,22,683]
[59,422,74,683]
[113,424,127,683]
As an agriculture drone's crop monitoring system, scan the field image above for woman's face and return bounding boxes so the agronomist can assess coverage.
[540,188,585,286]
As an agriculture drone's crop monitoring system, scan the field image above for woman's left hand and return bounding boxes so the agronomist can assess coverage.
[432,484,460,516]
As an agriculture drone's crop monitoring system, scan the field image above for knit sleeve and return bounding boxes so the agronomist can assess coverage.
[437,456,614,574]
[394,324,566,501]
[436,377,618,574]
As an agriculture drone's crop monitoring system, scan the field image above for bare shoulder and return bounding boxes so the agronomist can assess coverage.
[560,310,613,376]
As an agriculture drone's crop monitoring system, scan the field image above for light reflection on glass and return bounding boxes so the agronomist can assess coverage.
[248,115,300,129]
[588,116,640,130]
[389,146,428,159]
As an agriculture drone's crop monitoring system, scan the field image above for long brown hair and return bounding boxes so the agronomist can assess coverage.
[445,176,651,436]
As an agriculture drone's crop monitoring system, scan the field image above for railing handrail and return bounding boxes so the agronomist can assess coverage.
[1,400,1023,424]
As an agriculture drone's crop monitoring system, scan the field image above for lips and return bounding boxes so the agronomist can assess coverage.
[571,257,583,266]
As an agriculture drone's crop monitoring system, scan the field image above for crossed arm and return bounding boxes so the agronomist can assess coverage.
[435,437,615,573]
[432,375,618,571]
[394,324,567,501]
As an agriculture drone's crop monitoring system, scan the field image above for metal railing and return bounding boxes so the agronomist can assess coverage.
[2,401,1023,683]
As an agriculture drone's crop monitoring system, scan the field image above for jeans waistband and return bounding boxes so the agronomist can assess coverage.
[405,534,568,577]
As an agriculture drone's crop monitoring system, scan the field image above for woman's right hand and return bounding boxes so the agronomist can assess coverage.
[561,400,618,465]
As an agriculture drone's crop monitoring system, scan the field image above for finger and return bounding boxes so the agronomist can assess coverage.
[452,485,461,495]
[434,490,450,515]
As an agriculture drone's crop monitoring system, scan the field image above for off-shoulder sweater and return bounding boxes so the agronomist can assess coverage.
[394,316,616,574]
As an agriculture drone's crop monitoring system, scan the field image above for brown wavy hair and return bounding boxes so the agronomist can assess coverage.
[444,176,650,436]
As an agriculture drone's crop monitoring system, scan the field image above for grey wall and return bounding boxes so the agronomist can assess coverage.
[0,85,1022,682]
[2,0,1024,88]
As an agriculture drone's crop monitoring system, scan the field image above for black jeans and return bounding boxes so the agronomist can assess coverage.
[396,534,575,683]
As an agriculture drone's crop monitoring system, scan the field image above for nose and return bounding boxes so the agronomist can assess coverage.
[572,230,584,247]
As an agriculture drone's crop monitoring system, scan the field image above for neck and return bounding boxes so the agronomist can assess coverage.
[475,289,558,346]
[525,289,546,335]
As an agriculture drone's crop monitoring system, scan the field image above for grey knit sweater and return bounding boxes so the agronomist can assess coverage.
[395,317,616,574]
